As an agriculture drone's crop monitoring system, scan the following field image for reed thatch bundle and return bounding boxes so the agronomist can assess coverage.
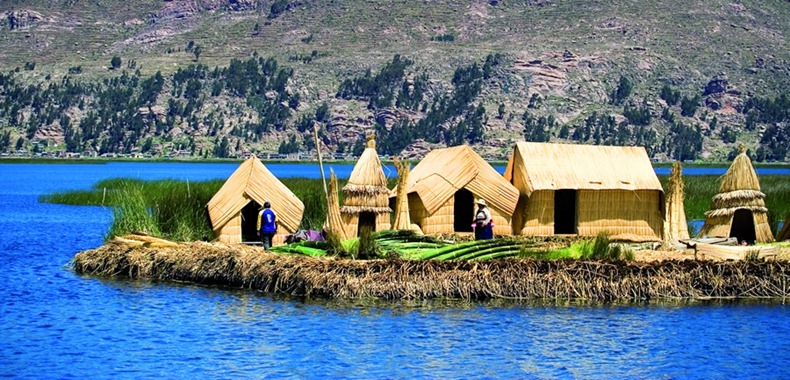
[699,146,774,243]
[664,162,690,243]
[73,243,790,301]
[325,169,348,240]
[391,157,412,231]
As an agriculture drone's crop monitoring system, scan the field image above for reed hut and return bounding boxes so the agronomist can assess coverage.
[340,135,392,237]
[778,213,790,242]
[392,145,519,235]
[664,162,690,243]
[698,146,774,243]
[207,156,304,246]
[504,142,664,242]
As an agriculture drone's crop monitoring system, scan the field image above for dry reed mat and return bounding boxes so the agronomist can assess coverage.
[73,242,790,302]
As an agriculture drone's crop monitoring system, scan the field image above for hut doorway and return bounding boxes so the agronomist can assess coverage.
[730,209,756,244]
[454,188,475,232]
[359,212,376,233]
[241,200,262,243]
[554,189,577,234]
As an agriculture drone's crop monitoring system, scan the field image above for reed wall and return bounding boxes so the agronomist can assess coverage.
[577,190,662,240]
[699,212,774,243]
[408,191,511,235]
[514,190,662,241]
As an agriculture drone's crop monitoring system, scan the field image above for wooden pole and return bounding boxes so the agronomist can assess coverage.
[313,122,328,197]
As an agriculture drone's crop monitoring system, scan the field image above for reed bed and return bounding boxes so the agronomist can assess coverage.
[73,242,790,301]
[42,176,789,240]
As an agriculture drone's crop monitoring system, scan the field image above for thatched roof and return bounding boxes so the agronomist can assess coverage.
[703,148,768,219]
[207,156,304,233]
[343,136,389,195]
[393,145,519,216]
[504,142,662,196]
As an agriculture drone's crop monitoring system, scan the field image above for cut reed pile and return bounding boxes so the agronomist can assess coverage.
[73,243,790,301]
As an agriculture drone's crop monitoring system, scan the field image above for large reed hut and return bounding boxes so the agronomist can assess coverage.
[340,136,391,237]
[393,145,519,236]
[207,156,304,246]
[698,146,773,243]
[504,142,664,242]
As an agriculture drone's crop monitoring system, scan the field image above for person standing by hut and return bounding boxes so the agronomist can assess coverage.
[257,201,278,249]
[473,199,493,240]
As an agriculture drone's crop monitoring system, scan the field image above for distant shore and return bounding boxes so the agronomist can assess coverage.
[3,156,790,168]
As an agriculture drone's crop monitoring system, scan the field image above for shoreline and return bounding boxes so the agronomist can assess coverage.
[72,241,790,302]
[3,156,790,168]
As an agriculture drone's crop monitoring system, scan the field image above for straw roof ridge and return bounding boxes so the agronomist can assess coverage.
[340,205,393,214]
[705,206,768,218]
[504,141,663,194]
[342,183,391,195]
[712,189,766,203]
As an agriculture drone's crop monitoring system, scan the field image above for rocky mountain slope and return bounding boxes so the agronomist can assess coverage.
[0,0,788,161]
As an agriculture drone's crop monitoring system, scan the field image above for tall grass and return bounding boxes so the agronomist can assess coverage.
[41,175,789,242]
[659,175,790,235]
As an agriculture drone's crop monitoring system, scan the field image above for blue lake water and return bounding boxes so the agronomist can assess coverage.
[1,162,789,378]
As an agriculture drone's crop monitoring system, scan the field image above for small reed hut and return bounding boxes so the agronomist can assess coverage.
[392,145,519,236]
[778,213,790,242]
[698,146,774,243]
[340,135,392,237]
[504,142,664,242]
[207,156,304,246]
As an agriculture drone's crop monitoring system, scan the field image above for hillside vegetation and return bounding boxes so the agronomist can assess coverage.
[1,0,788,161]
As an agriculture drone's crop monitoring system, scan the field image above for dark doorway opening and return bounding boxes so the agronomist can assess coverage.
[359,211,376,233]
[241,200,262,243]
[454,188,475,232]
[730,209,756,244]
[554,189,577,234]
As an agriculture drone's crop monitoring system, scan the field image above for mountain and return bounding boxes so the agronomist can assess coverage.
[1,0,788,161]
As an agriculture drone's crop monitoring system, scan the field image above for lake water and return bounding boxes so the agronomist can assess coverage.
[1,162,789,378]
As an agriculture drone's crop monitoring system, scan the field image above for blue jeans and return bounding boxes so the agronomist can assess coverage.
[261,232,275,249]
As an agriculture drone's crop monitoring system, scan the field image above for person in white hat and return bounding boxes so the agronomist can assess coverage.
[473,198,493,240]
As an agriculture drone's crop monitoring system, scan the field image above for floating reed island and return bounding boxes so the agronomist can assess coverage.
[61,138,790,302]
[72,236,790,301]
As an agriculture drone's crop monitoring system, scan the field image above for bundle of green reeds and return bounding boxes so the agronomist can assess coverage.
[73,243,790,301]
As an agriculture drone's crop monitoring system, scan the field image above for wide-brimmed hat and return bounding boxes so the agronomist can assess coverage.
[477,199,486,206]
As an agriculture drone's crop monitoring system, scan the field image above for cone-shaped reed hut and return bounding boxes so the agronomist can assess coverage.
[207,156,304,245]
[664,162,690,243]
[698,146,774,243]
[504,142,664,242]
[340,135,392,237]
[778,213,790,242]
[391,145,519,235]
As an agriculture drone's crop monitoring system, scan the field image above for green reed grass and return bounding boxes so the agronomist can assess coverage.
[42,175,788,242]
[659,175,790,235]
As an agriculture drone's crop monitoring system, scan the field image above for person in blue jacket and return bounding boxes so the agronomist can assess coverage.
[257,201,278,249]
